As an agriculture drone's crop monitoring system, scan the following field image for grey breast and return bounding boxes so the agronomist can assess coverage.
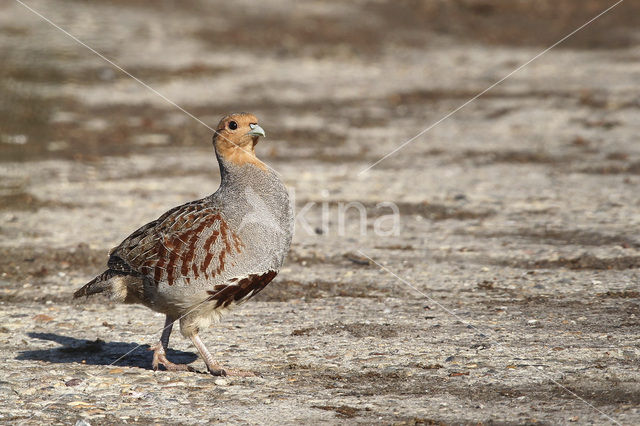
[211,160,294,280]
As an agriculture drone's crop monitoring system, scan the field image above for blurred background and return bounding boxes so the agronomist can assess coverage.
[2,0,639,164]
[2,1,640,423]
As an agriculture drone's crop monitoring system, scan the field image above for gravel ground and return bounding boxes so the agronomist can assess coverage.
[1,0,640,424]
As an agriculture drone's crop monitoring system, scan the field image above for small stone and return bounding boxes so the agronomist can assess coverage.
[214,378,228,386]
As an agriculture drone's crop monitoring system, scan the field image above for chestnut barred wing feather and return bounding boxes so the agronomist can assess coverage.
[108,201,201,257]
[207,271,277,308]
[109,201,243,286]
[112,204,243,286]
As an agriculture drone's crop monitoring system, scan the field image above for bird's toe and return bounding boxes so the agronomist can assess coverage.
[207,367,227,376]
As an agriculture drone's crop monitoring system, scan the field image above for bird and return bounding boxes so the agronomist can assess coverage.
[74,113,293,376]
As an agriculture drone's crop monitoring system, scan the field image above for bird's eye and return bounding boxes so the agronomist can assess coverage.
[228,121,238,130]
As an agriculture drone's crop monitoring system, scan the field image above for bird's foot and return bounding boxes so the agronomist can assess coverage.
[189,334,258,377]
[206,367,227,376]
[150,344,194,372]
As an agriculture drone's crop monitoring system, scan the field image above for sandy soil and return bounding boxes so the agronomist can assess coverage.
[1,0,640,424]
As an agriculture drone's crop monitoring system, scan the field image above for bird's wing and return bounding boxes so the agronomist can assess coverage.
[108,200,243,286]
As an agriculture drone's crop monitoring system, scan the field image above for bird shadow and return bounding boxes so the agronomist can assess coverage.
[16,332,198,370]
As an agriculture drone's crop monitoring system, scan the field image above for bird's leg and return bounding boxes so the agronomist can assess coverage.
[189,333,226,376]
[150,315,193,372]
[189,333,256,377]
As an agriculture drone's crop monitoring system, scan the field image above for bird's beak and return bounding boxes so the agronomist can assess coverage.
[247,124,266,138]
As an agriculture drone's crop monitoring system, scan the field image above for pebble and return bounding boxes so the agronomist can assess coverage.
[214,378,228,386]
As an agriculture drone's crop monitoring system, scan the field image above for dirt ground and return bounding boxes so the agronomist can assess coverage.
[1,0,640,424]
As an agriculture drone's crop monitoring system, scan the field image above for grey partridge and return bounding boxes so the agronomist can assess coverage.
[74,113,293,376]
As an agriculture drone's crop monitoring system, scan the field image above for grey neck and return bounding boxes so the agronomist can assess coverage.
[211,150,291,236]
[215,151,271,188]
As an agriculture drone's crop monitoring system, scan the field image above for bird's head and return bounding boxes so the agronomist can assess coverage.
[213,112,265,158]
[213,113,267,170]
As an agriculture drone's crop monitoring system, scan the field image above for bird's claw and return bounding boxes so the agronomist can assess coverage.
[205,367,256,377]
[217,368,257,377]
[207,368,227,376]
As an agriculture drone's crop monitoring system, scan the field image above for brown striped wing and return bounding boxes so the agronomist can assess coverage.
[109,200,243,286]
[207,271,277,308]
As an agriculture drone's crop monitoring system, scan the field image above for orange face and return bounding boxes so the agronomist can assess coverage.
[213,113,267,170]
[214,113,265,150]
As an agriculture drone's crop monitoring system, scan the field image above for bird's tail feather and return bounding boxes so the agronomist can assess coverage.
[73,270,125,298]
